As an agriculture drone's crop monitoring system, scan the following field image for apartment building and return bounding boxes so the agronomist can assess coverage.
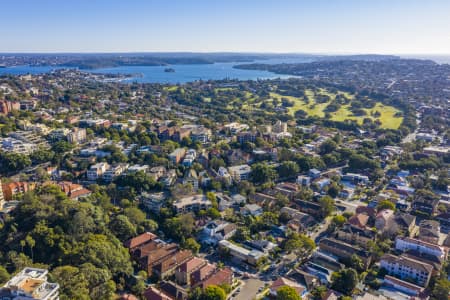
[2,182,36,201]
[173,194,212,213]
[395,236,446,260]
[168,148,186,164]
[87,162,110,181]
[380,254,433,287]
[0,267,59,300]
[67,128,87,144]
[228,164,251,182]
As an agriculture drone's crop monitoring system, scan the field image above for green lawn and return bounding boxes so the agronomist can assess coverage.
[269,90,403,129]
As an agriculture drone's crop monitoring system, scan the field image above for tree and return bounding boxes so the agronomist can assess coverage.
[284,233,315,256]
[51,266,90,300]
[0,266,9,285]
[79,234,133,277]
[251,163,277,184]
[109,215,137,241]
[123,207,146,226]
[348,153,380,172]
[30,147,55,164]
[79,263,116,300]
[278,161,300,178]
[276,285,302,300]
[115,171,157,192]
[207,207,221,219]
[310,285,327,300]
[331,268,358,295]
[182,237,201,254]
[377,200,395,212]
[201,285,227,300]
[210,157,226,171]
[164,214,195,241]
[319,196,335,218]
[349,254,364,272]
[0,151,32,174]
[331,215,347,228]
[319,139,337,155]
[52,140,74,154]
[432,278,450,300]
[206,192,218,208]
[327,182,342,198]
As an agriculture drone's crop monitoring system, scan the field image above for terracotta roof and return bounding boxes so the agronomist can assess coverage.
[376,209,394,220]
[68,188,92,199]
[322,289,342,300]
[191,263,216,285]
[355,206,376,217]
[178,257,207,273]
[271,277,305,295]
[143,286,173,300]
[141,244,179,267]
[119,294,139,300]
[348,213,369,228]
[153,250,193,274]
[198,267,233,289]
[124,232,157,249]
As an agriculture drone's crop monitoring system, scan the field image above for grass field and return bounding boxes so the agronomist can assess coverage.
[269,90,403,129]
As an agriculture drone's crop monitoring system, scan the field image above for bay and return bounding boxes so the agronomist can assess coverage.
[0,58,312,83]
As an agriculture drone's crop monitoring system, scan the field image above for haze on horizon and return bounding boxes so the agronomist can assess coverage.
[1,0,450,55]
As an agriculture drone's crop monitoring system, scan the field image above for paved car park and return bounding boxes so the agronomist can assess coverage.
[233,278,265,300]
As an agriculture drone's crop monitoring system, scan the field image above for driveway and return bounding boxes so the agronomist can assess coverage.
[233,278,265,300]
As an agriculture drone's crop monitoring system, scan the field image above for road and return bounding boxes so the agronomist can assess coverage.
[310,216,332,241]
[233,278,265,300]
[402,112,421,144]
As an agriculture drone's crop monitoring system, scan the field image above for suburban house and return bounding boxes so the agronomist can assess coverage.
[270,277,305,298]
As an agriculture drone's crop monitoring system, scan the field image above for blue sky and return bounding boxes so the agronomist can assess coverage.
[1,0,449,54]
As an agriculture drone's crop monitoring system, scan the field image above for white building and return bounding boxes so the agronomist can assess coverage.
[102,164,128,182]
[217,167,232,185]
[201,220,237,245]
[218,240,267,266]
[87,162,110,181]
[228,164,251,182]
[67,128,87,144]
[140,192,167,213]
[0,267,59,300]
[395,236,446,260]
[1,138,37,155]
[173,194,212,213]
[380,254,432,287]
[272,120,288,134]
[48,128,70,141]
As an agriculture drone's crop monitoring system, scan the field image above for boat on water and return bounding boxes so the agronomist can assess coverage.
[164,68,175,73]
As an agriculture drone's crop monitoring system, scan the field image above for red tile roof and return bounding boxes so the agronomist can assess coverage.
[348,213,369,228]
[124,232,157,249]
[178,257,207,273]
[197,267,233,289]
[143,286,173,300]
[270,277,305,296]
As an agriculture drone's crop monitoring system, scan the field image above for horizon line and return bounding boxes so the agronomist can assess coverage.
[1,51,450,56]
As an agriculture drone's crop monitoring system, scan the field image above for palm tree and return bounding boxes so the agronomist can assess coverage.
[25,235,35,261]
